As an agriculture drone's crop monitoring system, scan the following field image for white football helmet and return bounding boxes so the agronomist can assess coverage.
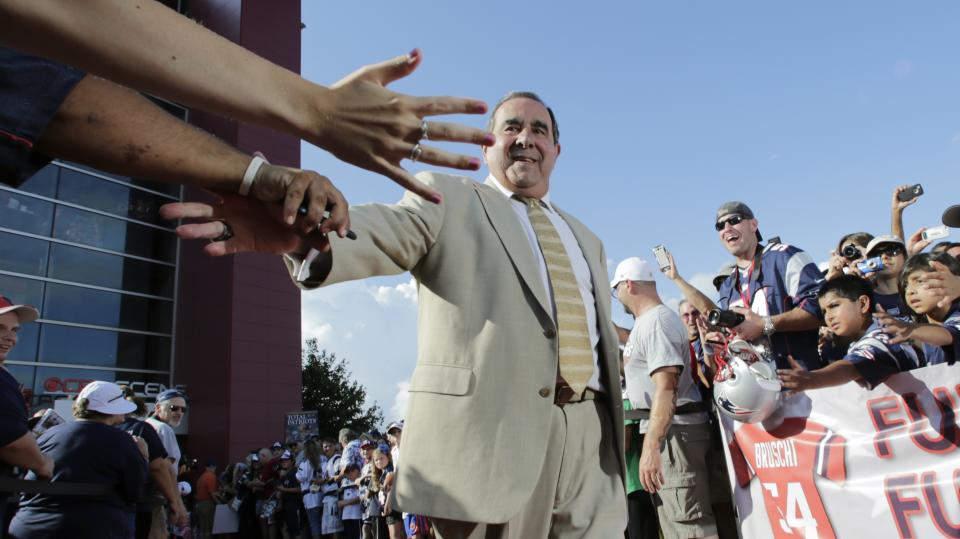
[713,338,782,423]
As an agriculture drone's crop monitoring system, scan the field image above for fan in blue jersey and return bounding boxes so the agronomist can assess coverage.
[876,253,960,366]
[714,201,825,370]
[779,275,920,392]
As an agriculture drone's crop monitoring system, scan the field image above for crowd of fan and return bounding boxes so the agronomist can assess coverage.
[612,185,960,539]
[197,422,421,539]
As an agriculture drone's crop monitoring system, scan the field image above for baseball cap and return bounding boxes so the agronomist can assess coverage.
[386,420,403,434]
[716,201,762,242]
[0,296,39,323]
[712,261,737,289]
[78,381,137,415]
[250,453,260,463]
[943,205,960,228]
[360,439,376,449]
[280,450,293,460]
[865,235,905,257]
[610,257,656,290]
[155,389,186,404]
[271,441,283,450]
[178,481,192,495]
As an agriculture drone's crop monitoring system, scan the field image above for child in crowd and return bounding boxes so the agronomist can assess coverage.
[339,464,363,539]
[875,252,960,365]
[373,447,404,539]
[779,275,921,391]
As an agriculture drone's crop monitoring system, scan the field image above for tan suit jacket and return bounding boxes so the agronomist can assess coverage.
[289,172,624,523]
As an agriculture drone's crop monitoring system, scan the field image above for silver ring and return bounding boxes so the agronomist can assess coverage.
[419,120,429,141]
[410,143,422,163]
[211,221,234,243]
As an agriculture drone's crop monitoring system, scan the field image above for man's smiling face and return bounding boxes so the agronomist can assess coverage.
[483,97,560,199]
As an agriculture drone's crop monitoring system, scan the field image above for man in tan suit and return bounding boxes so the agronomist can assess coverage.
[167,92,627,538]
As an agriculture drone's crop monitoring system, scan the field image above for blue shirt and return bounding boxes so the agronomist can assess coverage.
[718,242,825,370]
[873,292,905,318]
[922,302,960,366]
[10,420,147,539]
[0,48,84,186]
[845,321,921,389]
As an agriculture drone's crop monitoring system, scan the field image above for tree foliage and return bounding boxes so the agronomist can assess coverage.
[301,338,383,440]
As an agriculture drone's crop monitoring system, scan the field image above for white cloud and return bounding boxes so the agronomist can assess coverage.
[391,380,410,420]
[302,321,333,345]
[301,277,419,426]
[373,278,418,306]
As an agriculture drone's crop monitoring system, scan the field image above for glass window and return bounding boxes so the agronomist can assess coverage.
[0,274,45,309]
[52,205,177,262]
[0,232,49,275]
[0,190,53,236]
[48,243,175,298]
[37,324,171,371]
[16,165,58,198]
[42,283,173,333]
[5,321,39,363]
[57,168,175,226]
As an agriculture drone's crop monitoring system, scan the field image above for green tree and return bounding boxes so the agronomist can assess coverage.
[301,338,383,440]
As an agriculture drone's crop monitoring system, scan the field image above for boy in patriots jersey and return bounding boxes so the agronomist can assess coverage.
[876,253,960,365]
[779,275,920,391]
[728,417,846,539]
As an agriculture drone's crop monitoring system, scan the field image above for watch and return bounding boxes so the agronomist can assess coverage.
[762,315,775,336]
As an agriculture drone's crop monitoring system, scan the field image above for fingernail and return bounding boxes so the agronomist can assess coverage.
[429,194,443,204]
[467,158,481,169]
[483,134,496,145]
[286,215,294,225]
[474,101,488,113]
[407,49,419,63]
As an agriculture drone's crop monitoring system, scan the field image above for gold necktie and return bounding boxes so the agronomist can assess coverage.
[518,196,595,400]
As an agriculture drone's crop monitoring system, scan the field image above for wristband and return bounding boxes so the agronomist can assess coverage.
[239,155,268,196]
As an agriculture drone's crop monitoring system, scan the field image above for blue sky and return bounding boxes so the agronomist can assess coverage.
[298,1,960,421]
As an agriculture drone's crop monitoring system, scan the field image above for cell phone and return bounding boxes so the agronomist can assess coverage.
[921,225,949,242]
[897,184,923,202]
[652,245,671,272]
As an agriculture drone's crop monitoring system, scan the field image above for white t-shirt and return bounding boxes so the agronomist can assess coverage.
[296,459,321,509]
[340,479,362,520]
[623,304,708,433]
[146,417,181,477]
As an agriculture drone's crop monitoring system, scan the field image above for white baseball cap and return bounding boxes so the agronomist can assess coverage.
[77,381,137,415]
[0,296,39,323]
[610,257,656,290]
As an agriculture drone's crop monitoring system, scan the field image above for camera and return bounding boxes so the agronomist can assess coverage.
[921,225,949,242]
[707,309,746,328]
[856,256,884,274]
[840,244,862,261]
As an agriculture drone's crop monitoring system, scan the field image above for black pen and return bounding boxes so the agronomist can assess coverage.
[298,202,357,240]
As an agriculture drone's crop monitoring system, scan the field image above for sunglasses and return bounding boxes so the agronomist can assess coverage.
[715,215,745,231]
[165,404,188,413]
[873,245,904,257]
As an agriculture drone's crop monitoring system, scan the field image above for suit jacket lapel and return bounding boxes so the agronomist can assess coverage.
[474,179,553,320]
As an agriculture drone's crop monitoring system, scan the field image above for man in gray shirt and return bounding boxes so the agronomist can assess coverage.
[612,257,718,539]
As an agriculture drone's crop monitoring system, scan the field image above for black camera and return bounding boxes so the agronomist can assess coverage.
[841,244,862,261]
[707,309,745,328]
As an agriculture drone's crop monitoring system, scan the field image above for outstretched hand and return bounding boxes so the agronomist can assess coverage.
[159,192,331,256]
[873,305,916,344]
[777,354,810,392]
[312,49,494,204]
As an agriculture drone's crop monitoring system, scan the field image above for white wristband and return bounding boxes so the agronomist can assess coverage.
[239,155,268,196]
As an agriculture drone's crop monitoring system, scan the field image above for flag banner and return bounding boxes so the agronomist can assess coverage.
[718,363,960,539]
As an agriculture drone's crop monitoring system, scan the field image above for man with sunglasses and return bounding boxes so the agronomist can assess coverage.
[714,201,825,370]
[147,389,188,538]
[863,235,908,316]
